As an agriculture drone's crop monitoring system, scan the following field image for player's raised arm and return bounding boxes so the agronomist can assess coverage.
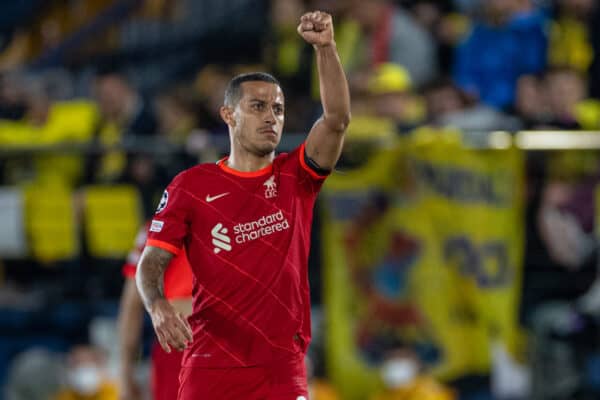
[298,10,351,171]
[136,246,192,353]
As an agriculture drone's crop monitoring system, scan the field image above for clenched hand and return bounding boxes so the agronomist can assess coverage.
[297,11,334,47]
[149,298,193,353]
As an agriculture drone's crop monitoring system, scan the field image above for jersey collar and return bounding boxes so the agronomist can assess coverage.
[217,157,273,177]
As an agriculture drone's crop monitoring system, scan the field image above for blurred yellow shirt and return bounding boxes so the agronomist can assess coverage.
[310,379,341,400]
[54,382,118,400]
[549,16,592,73]
[370,377,456,400]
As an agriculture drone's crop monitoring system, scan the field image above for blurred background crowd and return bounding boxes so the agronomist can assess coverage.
[3,0,600,399]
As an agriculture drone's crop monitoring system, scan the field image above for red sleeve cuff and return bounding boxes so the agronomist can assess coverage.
[146,239,181,255]
[122,263,136,279]
[299,143,328,180]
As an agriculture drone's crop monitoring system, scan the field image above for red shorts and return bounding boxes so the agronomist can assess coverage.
[151,341,184,400]
[177,353,308,400]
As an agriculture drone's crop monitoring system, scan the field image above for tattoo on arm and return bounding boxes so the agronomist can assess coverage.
[136,246,174,311]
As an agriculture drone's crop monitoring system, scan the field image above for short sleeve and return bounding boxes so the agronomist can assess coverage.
[146,173,190,255]
[121,222,149,279]
[163,250,194,300]
[293,142,329,197]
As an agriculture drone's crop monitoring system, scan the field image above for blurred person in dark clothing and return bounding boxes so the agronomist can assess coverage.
[154,86,217,181]
[85,69,158,186]
[194,64,232,135]
[424,78,522,133]
[401,0,467,75]
[0,74,98,187]
[543,67,587,129]
[0,72,27,120]
[514,74,551,128]
[514,69,592,130]
[347,0,438,87]
[263,0,319,132]
[520,156,597,327]
[587,1,600,98]
[85,70,159,216]
[548,0,596,74]
[453,0,547,109]
[93,70,157,138]
[264,0,312,95]
[521,157,600,399]
[155,87,205,148]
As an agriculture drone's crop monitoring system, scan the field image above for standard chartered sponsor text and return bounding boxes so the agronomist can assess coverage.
[233,210,289,244]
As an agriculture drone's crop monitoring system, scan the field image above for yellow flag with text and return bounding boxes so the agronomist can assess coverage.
[321,132,525,400]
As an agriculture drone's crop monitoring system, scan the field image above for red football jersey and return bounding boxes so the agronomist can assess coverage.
[122,222,193,300]
[146,143,326,368]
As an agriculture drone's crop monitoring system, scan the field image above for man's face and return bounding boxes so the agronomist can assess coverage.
[226,81,285,157]
[561,0,595,16]
[426,86,463,118]
[94,75,131,121]
[546,71,585,117]
[486,0,528,20]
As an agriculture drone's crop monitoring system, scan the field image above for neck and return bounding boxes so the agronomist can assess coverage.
[226,145,274,172]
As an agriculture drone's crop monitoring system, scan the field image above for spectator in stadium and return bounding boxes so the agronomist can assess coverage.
[86,69,159,215]
[453,0,548,109]
[84,70,152,185]
[586,1,600,97]
[92,70,157,138]
[54,345,118,400]
[6,74,98,187]
[548,0,595,74]
[366,62,423,133]
[263,0,319,132]
[520,158,597,327]
[193,64,231,135]
[4,348,64,400]
[264,0,312,95]
[423,78,522,133]
[347,0,438,87]
[403,0,466,75]
[154,86,217,181]
[543,66,588,129]
[369,347,455,400]
[521,159,600,398]
[0,71,27,120]
[514,74,551,128]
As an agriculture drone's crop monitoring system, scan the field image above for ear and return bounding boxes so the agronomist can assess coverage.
[219,106,236,127]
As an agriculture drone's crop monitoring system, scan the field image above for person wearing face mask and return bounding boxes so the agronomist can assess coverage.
[370,349,455,400]
[54,345,118,400]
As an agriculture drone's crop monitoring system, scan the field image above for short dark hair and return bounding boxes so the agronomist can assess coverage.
[224,72,280,107]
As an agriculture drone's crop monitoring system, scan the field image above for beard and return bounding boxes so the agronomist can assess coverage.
[238,134,279,157]
[253,141,277,156]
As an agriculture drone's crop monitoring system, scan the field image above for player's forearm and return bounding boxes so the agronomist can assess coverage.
[315,43,351,132]
[135,246,172,312]
[118,279,144,373]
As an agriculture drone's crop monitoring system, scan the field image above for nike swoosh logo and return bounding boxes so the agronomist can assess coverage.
[205,192,230,202]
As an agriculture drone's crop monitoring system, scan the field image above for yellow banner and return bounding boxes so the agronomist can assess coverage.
[322,132,525,399]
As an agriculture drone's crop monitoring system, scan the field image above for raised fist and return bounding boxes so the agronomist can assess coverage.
[297,11,334,47]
